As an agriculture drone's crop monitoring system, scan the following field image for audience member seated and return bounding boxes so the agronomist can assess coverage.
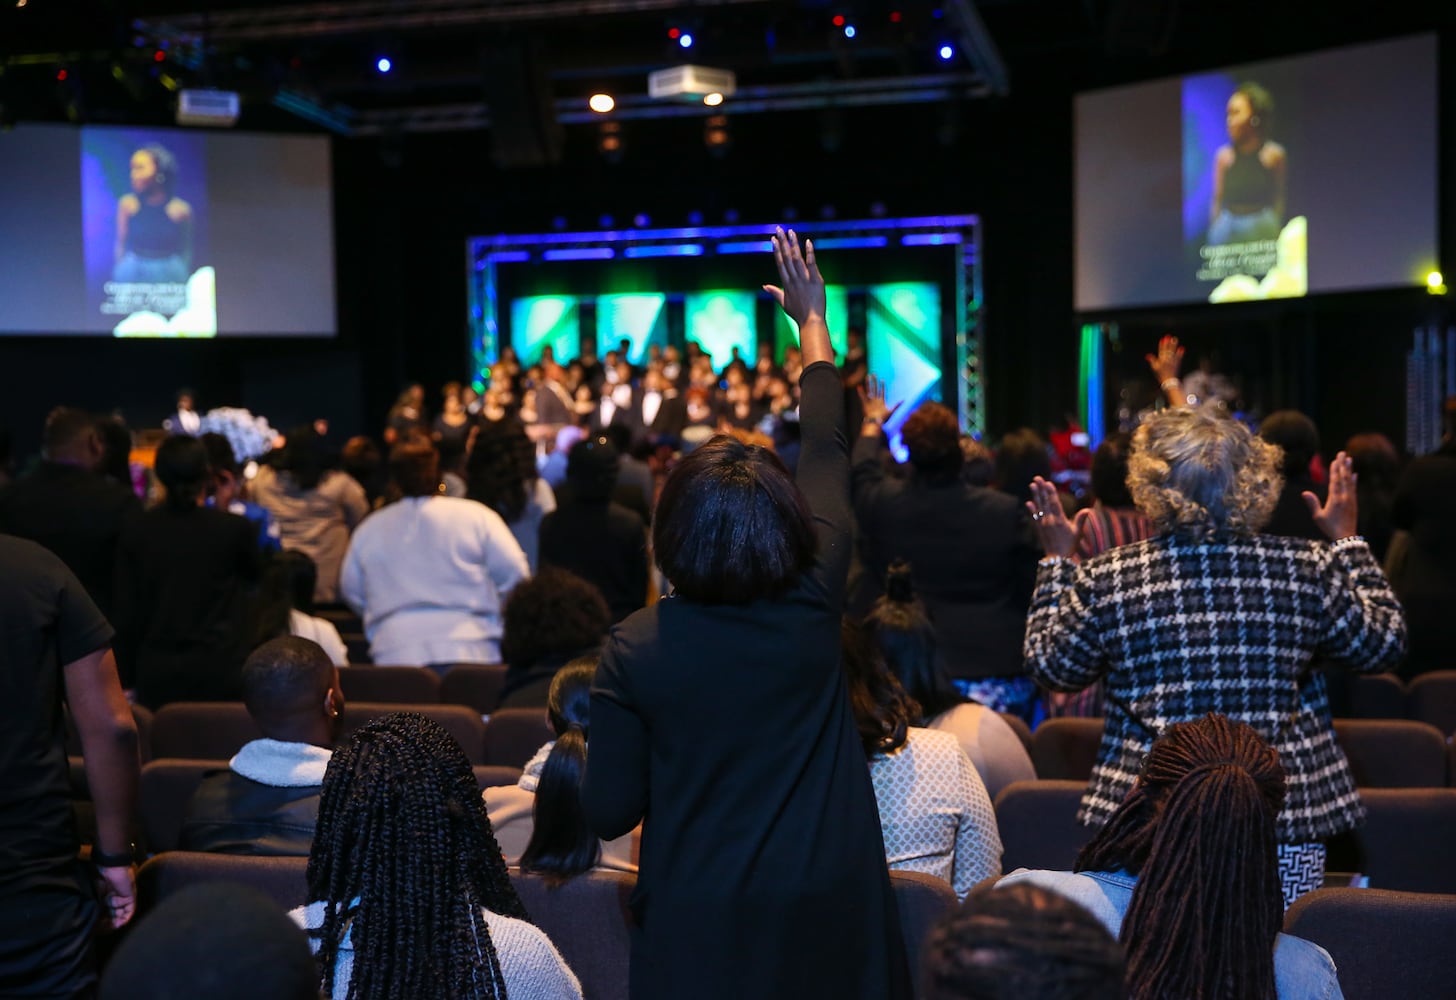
[539,436,648,624]
[100,884,317,1000]
[255,550,350,667]
[852,383,1039,717]
[340,437,529,670]
[998,715,1343,1000]
[340,435,386,509]
[1260,410,1326,541]
[201,431,281,553]
[1024,407,1406,906]
[486,657,636,875]
[467,418,556,573]
[0,407,140,621]
[179,637,342,856]
[252,425,369,603]
[113,435,263,707]
[291,713,582,999]
[863,563,1034,800]
[922,881,1124,1000]
[497,568,611,709]
[844,618,1002,901]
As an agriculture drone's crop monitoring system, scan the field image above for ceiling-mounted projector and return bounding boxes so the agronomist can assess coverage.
[176,89,240,127]
[647,65,736,100]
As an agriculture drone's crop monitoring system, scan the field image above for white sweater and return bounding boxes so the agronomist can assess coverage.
[339,496,529,667]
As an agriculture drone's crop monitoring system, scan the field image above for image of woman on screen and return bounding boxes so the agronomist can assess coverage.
[1208,83,1286,246]
[114,144,193,284]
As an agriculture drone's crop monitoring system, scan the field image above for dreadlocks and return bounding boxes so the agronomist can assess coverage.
[1075,713,1286,1000]
[923,881,1124,1000]
[306,712,529,1000]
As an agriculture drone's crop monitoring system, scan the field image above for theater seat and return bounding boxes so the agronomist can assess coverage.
[1332,719,1448,787]
[151,704,262,760]
[482,708,555,769]
[441,664,510,715]
[337,665,441,704]
[994,779,1093,874]
[1407,671,1456,737]
[1344,672,1408,720]
[1029,717,1104,781]
[139,759,228,853]
[510,869,634,1000]
[474,765,524,790]
[1284,888,1456,1000]
[1324,787,1456,894]
[137,851,309,913]
[340,704,489,764]
[889,869,958,971]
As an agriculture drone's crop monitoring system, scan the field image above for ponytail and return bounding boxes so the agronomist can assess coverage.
[518,657,601,886]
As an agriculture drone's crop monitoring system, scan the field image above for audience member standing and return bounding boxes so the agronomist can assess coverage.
[852,387,1039,718]
[1388,402,1456,680]
[539,436,648,624]
[0,535,139,996]
[467,418,556,573]
[340,438,529,669]
[0,408,140,621]
[1259,410,1326,541]
[114,435,262,706]
[252,426,369,603]
[181,637,342,857]
[584,232,911,999]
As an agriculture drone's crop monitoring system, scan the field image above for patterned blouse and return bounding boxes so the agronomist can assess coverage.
[1025,534,1406,843]
[869,727,1003,900]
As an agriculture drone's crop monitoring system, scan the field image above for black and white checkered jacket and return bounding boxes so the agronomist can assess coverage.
[1024,533,1407,843]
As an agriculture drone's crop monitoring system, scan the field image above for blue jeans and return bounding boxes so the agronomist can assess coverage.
[114,252,189,284]
[1207,207,1280,246]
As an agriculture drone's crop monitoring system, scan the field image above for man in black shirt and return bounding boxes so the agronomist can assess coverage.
[0,535,139,996]
[0,408,140,621]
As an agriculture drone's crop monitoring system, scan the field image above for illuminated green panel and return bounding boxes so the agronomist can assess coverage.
[683,290,757,371]
[866,282,943,453]
[510,296,580,365]
[774,285,849,362]
[597,293,667,364]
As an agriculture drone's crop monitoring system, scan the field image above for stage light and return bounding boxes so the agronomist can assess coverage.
[376,57,392,73]
[56,69,67,81]
[679,33,694,48]
[938,44,954,60]
[589,93,615,113]
[844,25,856,38]
[703,92,724,107]
[668,27,680,39]
[832,15,845,27]
[154,50,166,63]
[890,11,902,22]
[1427,271,1443,289]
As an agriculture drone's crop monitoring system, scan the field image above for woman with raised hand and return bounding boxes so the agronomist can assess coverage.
[583,231,910,999]
[292,712,582,1000]
[1023,405,1406,907]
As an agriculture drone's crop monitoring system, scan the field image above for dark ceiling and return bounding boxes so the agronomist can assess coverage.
[1,0,1450,138]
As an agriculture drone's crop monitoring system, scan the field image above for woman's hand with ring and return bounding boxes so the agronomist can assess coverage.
[1024,476,1081,558]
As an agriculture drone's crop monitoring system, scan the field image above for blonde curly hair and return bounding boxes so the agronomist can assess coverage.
[1127,408,1283,539]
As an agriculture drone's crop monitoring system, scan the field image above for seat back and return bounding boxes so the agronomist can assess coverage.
[440,664,510,715]
[338,666,441,704]
[1332,719,1449,787]
[482,708,555,769]
[340,704,489,764]
[1344,788,1456,893]
[889,869,958,972]
[510,869,634,1000]
[137,851,310,913]
[474,765,524,790]
[993,780,1093,874]
[1284,888,1456,1000]
[997,713,1034,757]
[151,704,262,760]
[1407,671,1456,737]
[1345,672,1408,719]
[140,759,228,853]
[1029,717,1104,781]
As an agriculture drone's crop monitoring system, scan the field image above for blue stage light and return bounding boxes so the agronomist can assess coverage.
[938,45,953,61]
[844,25,856,38]
[376,57,392,73]
[679,33,694,48]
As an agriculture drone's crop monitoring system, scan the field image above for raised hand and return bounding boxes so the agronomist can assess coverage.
[1026,476,1079,558]
[858,374,901,426]
[763,228,827,329]
[1145,335,1185,384]
[1304,450,1359,541]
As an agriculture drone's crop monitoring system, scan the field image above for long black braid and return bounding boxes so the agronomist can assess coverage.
[306,712,529,1000]
[1075,713,1286,1000]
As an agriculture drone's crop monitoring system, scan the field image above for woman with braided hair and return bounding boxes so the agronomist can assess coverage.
[290,712,582,1000]
[999,714,1343,999]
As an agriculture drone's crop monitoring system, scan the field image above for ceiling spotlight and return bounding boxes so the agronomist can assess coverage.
[844,25,856,38]
[938,44,954,61]
[589,93,615,113]
[702,92,724,107]
[376,56,392,73]
[668,27,680,39]
[679,33,694,49]
[832,15,845,27]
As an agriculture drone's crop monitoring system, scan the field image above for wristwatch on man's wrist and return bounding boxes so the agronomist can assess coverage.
[91,842,138,868]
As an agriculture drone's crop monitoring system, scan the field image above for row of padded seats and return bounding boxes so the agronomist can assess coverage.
[994,780,1456,894]
[132,852,956,1000]
[1029,716,1456,787]
[1334,671,1456,734]
[338,663,509,714]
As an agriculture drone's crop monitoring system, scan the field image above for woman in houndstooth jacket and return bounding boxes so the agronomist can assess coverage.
[1023,406,1406,907]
